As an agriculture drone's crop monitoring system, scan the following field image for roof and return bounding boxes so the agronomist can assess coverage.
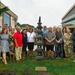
[62,3,75,20]
[0,2,18,19]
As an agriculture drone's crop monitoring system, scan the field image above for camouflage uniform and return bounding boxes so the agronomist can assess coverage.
[64,33,72,58]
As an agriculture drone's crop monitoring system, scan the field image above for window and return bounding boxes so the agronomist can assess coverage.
[4,12,10,26]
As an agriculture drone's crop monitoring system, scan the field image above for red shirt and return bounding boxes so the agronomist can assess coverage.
[14,32,22,47]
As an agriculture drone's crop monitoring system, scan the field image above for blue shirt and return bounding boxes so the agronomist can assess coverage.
[42,29,48,39]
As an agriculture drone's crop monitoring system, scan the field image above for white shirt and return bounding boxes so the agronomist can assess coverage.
[27,32,36,42]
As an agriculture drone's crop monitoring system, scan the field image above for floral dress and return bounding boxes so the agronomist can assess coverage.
[9,35,14,54]
[0,34,9,52]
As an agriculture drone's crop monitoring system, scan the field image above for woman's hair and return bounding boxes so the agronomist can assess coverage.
[11,28,15,33]
[21,29,26,34]
[62,27,67,33]
[1,28,8,34]
[74,27,75,30]
[56,27,61,33]
[66,28,70,33]
[11,28,15,31]
[29,28,33,32]
[56,27,62,39]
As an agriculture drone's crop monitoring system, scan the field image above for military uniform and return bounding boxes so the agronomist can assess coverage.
[64,33,72,59]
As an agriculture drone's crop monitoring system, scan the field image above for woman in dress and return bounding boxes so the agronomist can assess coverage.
[21,29,27,60]
[63,28,72,60]
[0,28,9,64]
[9,28,15,60]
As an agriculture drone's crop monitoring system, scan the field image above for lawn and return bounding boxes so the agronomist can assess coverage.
[0,55,75,75]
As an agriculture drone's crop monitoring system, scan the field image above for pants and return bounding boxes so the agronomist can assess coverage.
[62,42,65,58]
[64,45,71,58]
[15,47,22,60]
[55,44,62,57]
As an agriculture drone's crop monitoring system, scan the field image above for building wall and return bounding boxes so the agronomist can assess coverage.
[0,2,18,20]
[0,12,17,30]
[11,16,16,28]
[63,7,75,20]
[0,16,2,31]
[2,12,17,28]
[66,20,75,25]
[3,12,11,26]
[62,6,75,26]
[0,16,2,27]
[0,2,18,29]
[62,5,75,32]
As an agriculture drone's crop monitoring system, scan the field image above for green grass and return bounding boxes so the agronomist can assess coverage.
[0,55,75,75]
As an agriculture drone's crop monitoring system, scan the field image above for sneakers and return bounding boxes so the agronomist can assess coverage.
[17,60,21,62]
[52,57,54,60]
[73,59,75,62]
[56,57,61,59]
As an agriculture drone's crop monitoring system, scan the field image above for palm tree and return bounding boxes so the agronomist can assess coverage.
[0,1,9,16]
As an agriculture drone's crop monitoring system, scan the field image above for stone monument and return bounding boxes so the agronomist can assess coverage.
[35,16,45,59]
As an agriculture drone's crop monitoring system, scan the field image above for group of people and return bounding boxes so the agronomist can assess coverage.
[0,23,75,65]
[0,24,36,64]
[42,23,75,61]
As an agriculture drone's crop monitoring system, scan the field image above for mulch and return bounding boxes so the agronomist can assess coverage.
[38,72,54,75]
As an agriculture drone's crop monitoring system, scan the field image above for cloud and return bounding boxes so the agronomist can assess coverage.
[1,0,75,27]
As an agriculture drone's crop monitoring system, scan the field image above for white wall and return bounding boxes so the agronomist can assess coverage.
[0,16,2,31]
[11,16,16,28]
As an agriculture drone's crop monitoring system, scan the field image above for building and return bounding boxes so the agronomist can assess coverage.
[0,2,18,29]
[62,3,75,32]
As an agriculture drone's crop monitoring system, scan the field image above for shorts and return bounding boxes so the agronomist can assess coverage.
[22,46,27,52]
[46,45,54,51]
[28,42,34,50]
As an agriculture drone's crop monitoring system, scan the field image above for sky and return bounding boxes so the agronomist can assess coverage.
[1,0,75,27]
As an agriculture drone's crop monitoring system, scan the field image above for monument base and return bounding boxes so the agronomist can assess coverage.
[35,56,46,60]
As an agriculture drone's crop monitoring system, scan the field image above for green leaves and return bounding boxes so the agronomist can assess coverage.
[0,7,9,16]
